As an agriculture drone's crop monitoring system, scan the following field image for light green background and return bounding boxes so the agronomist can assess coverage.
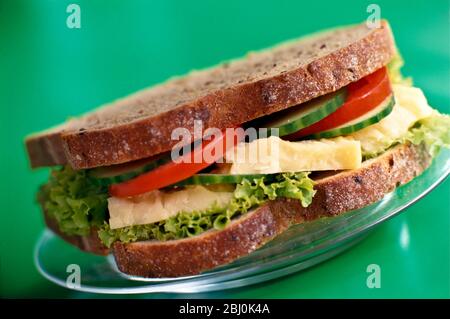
[0,0,449,298]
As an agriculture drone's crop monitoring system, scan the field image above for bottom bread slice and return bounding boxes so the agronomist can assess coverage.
[112,142,431,278]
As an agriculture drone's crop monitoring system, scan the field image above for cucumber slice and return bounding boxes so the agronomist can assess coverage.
[258,88,347,136]
[89,154,170,186]
[307,95,395,139]
[173,173,269,187]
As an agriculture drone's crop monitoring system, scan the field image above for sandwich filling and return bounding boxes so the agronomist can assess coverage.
[38,57,450,248]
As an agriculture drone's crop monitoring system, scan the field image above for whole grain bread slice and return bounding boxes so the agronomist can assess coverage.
[26,21,395,169]
[111,142,431,278]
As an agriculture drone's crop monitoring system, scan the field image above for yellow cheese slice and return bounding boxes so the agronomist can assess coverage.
[108,186,233,229]
[227,136,361,174]
[350,84,434,155]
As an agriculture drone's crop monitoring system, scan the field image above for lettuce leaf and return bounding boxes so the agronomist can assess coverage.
[39,166,108,236]
[362,113,450,160]
[403,113,450,156]
[387,52,412,86]
[98,172,315,247]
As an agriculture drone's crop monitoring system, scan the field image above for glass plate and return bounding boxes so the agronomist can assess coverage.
[34,150,450,294]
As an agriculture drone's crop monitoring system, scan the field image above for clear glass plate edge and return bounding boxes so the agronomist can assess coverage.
[34,230,368,294]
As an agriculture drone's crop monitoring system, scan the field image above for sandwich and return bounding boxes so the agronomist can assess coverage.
[26,20,450,278]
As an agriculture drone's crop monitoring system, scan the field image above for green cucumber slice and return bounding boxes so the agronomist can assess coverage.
[258,88,347,136]
[173,173,269,187]
[307,95,395,139]
[88,155,170,186]
[88,135,228,186]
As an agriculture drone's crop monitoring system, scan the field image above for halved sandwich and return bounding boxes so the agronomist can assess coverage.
[26,20,450,278]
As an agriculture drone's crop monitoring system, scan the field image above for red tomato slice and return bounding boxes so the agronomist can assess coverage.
[286,67,391,140]
[109,128,244,197]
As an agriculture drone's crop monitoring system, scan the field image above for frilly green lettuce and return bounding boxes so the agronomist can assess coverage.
[387,52,412,86]
[363,113,450,160]
[403,113,450,156]
[39,166,108,236]
[98,172,315,247]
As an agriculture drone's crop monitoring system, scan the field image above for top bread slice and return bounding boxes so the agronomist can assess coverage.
[26,21,396,169]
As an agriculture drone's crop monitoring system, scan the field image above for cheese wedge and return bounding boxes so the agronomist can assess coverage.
[350,84,434,155]
[227,136,361,174]
[108,186,233,229]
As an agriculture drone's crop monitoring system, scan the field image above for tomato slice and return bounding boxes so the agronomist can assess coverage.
[286,67,391,140]
[109,128,244,197]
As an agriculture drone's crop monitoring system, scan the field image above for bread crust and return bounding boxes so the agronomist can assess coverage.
[26,21,395,169]
[112,143,431,277]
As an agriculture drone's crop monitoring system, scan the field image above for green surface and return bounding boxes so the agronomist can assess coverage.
[0,0,449,298]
